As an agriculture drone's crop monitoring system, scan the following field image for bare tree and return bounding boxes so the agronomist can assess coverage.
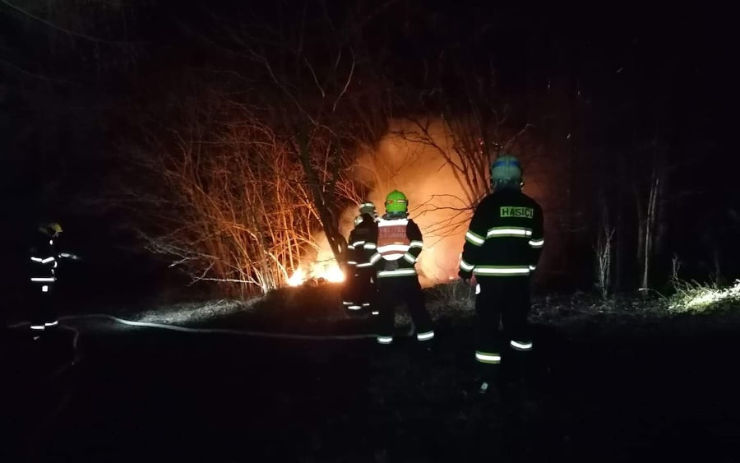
[390,52,536,240]
[595,216,615,299]
[116,96,324,295]
[634,142,668,291]
[203,1,392,265]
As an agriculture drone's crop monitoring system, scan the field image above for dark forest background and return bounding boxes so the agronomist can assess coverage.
[1,1,736,306]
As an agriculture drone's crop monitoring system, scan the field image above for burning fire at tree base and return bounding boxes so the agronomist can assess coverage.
[287,262,345,287]
[287,242,346,287]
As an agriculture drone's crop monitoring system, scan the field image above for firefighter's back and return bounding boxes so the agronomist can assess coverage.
[472,189,542,274]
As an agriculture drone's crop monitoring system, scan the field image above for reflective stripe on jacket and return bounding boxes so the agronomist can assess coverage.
[371,215,423,278]
[459,189,544,278]
[347,214,379,268]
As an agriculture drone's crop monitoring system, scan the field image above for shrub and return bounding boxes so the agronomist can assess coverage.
[668,280,740,313]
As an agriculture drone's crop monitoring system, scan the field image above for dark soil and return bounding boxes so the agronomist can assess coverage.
[3,291,740,462]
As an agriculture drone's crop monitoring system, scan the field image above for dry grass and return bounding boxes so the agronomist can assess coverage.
[668,279,740,313]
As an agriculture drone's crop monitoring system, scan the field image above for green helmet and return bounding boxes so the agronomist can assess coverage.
[384,190,408,213]
[491,154,523,187]
[39,222,63,236]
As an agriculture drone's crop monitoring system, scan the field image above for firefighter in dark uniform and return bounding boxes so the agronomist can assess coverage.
[370,190,434,345]
[342,202,379,314]
[458,155,544,394]
[29,222,80,339]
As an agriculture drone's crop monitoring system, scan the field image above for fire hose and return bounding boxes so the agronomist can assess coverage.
[10,314,378,340]
[6,312,384,445]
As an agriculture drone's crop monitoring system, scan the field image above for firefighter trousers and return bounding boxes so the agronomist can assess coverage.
[341,267,377,313]
[474,277,533,383]
[30,283,58,332]
[376,276,434,344]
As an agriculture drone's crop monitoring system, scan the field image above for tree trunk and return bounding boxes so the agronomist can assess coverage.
[595,192,613,298]
[635,188,645,290]
[296,133,347,264]
[639,168,661,290]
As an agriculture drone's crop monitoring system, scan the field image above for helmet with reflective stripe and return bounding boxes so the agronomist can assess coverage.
[39,222,63,236]
[384,190,408,213]
[359,201,376,216]
[491,154,523,189]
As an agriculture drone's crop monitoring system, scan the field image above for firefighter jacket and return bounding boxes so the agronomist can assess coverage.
[29,233,78,287]
[347,213,378,269]
[30,234,60,287]
[369,213,423,278]
[459,189,544,279]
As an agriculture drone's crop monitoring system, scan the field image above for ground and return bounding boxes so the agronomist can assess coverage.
[3,283,740,462]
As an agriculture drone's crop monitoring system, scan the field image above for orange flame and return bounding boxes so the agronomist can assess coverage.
[316,261,345,283]
[287,268,307,287]
[287,260,345,287]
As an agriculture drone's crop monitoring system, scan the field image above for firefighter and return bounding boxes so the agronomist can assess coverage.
[370,190,434,345]
[342,202,379,314]
[28,222,80,339]
[458,155,544,394]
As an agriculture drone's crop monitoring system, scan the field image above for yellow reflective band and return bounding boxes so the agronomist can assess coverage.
[487,227,532,238]
[417,331,434,341]
[465,231,485,246]
[377,268,417,278]
[377,336,393,344]
[378,218,409,227]
[473,266,530,276]
[529,238,544,248]
[377,244,411,253]
[459,259,475,271]
[510,340,533,351]
[475,351,501,364]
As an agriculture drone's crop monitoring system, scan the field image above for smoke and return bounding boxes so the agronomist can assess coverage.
[307,117,554,288]
[345,119,476,287]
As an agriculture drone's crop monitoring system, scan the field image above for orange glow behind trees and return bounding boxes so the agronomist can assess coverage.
[128,108,552,295]
[293,118,552,288]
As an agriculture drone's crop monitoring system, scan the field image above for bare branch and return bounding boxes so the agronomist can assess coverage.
[1,0,132,45]
[332,50,356,112]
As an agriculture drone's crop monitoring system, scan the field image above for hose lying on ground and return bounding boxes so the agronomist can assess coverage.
[10,313,378,341]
